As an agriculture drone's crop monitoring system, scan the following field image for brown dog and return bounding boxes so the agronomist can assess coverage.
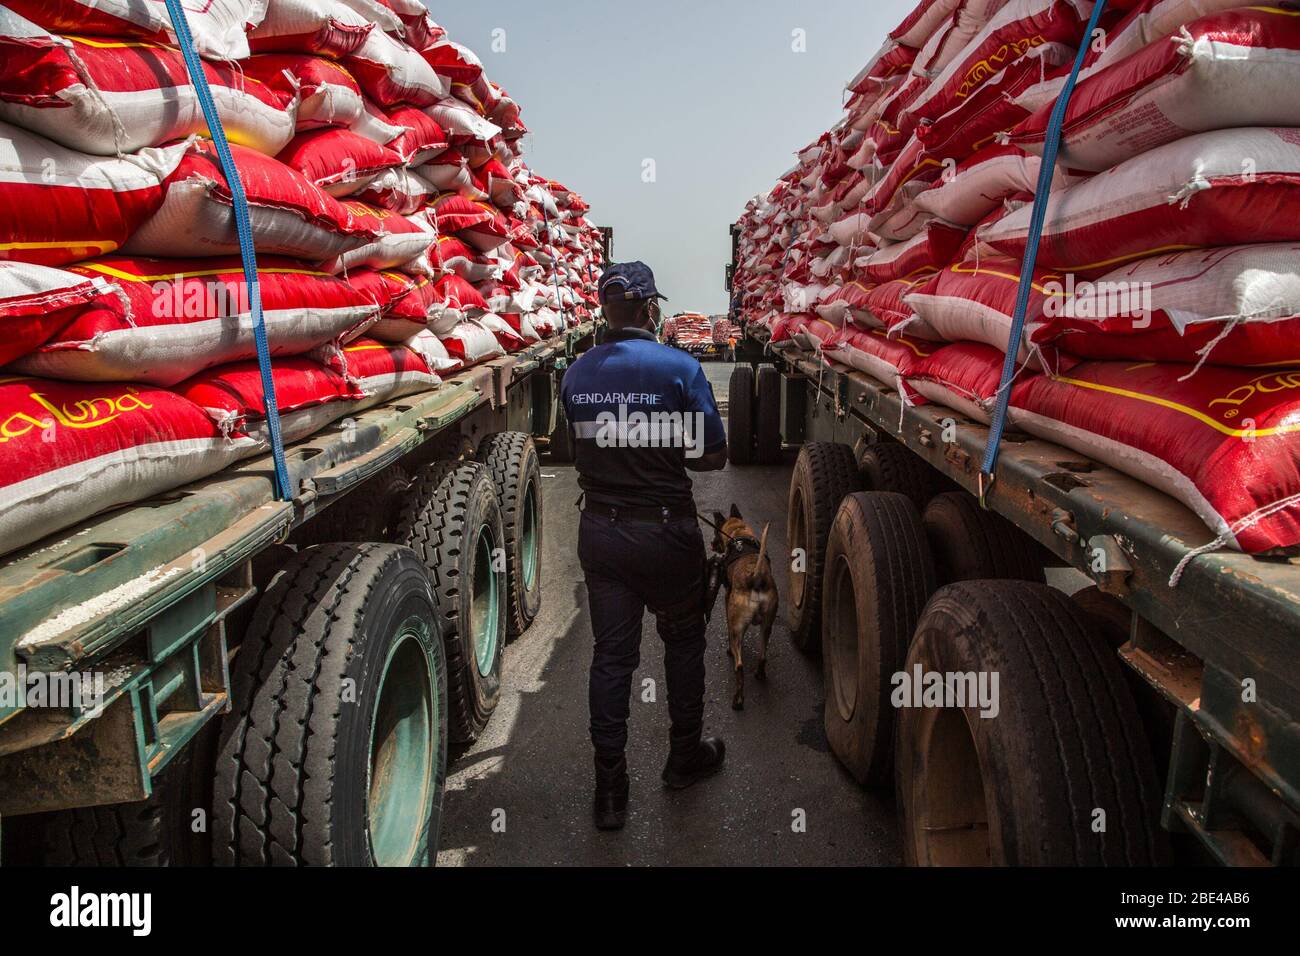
[710,505,779,710]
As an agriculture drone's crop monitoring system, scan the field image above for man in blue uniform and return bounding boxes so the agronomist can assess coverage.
[562,261,728,831]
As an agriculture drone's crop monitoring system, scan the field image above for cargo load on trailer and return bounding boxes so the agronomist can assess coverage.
[0,0,605,558]
[730,0,1300,554]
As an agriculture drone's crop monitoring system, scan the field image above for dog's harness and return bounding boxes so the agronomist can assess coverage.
[720,533,762,573]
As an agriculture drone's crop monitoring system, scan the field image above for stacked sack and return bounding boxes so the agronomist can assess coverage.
[0,0,603,555]
[733,0,1300,557]
[668,312,714,348]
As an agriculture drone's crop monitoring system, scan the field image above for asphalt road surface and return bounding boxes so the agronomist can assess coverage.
[436,362,902,866]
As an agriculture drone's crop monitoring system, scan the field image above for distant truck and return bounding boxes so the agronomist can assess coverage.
[663,312,725,360]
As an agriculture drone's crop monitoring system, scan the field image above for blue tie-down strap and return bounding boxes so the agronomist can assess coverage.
[979,0,1109,503]
[162,0,294,502]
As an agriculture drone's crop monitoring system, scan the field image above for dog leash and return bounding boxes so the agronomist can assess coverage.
[696,511,745,544]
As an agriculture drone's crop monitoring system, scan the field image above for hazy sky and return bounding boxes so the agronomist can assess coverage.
[430,0,918,314]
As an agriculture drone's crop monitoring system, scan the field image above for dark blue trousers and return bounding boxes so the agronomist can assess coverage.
[577,511,707,759]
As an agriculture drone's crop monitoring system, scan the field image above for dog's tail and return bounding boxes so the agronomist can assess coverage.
[747,522,772,590]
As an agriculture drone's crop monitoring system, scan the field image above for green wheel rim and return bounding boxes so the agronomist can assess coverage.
[368,624,436,867]
[521,479,539,592]
[471,525,501,677]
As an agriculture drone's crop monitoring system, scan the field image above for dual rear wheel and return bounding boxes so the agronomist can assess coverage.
[728,364,782,465]
[212,432,540,866]
[795,440,1168,865]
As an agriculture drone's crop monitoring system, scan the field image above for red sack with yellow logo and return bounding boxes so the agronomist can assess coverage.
[0,375,254,554]
[0,29,297,157]
[903,0,1094,127]
[1010,361,1300,553]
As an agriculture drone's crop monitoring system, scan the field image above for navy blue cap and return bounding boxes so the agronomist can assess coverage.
[598,261,667,304]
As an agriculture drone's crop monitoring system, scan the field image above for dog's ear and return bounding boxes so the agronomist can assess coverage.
[712,510,726,528]
[729,503,741,519]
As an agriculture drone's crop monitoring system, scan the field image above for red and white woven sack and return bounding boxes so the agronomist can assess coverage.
[1010,361,1300,554]
[0,375,255,554]
[0,27,297,156]
[124,140,375,260]
[980,127,1300,272]
[0,122,185,267]
[241,54,404,143]
[905,257,1053,362]
[276,128,403,197]
[0,262,126,367]
[10,256,379,385]
[1013,7,1300,172]
[438,319,505,366]
[860,221,968,285]
[478,313,528,353]
[913,144,1052,226]
[249,0,373,58]
[344,28,447,108]
[1029,242,1300,367]
[2,0,268,61]
[1011,0,1264,116]
[361,272,460,339]
[324,203,435,274]
[822,324,939,404]
[326,337,439,411]
[905,341,1026,424]
[357,167,437,214]
[904,0,1093,126]
[175,356,354,442]
[404,329,461,374]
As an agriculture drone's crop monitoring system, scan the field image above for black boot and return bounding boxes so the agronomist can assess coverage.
[661,734,726,789]
[593,754,629,831]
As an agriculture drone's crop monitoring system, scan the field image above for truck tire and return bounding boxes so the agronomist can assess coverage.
[1071,586,1176,781]
[787,442,863,654]
[476,432,543,637]
[397,461,507,744]
[859,443,938,512]
[822,492,936,787]
[755,365,782,464]
[549,398,575,463]
[41,738,212,866]
[896,581,1169,866]
[922,492,1046,586]
[728,364,755,465]
[293,464,411,546]
[213,543,447,866]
